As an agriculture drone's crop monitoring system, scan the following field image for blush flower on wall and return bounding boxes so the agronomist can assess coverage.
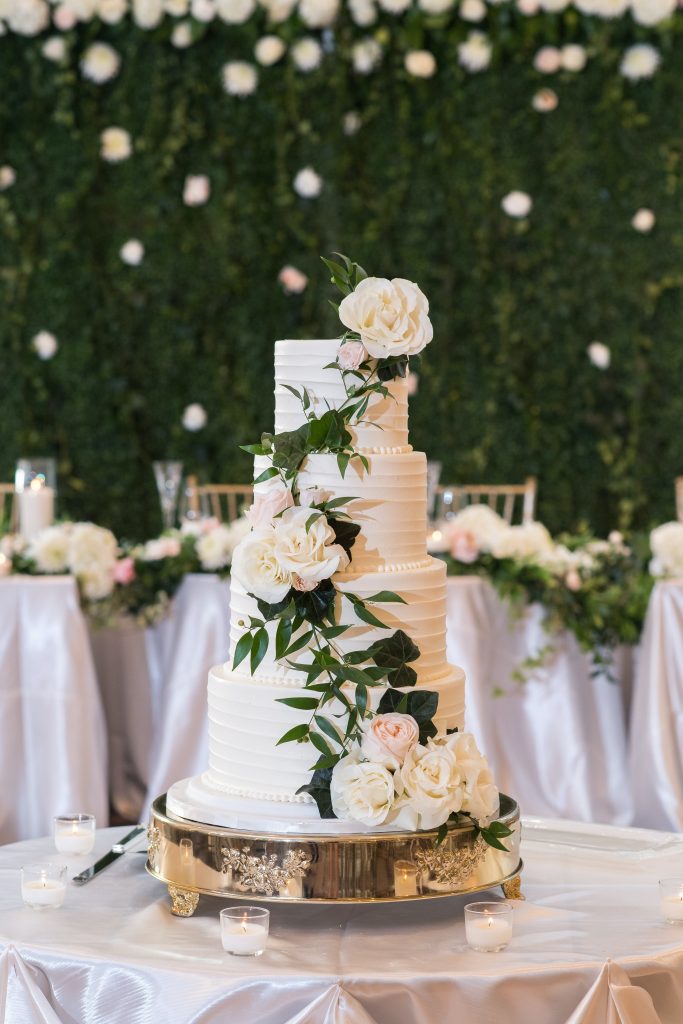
[532,88,558,112]
[631,208,655,232]
[216,0,255,21]
[183,174,211,205]
[352,37,382,73]
[255,34,286,64]
[80,42,121,83]
[533,45,562,73]
[32,331,58,360]
[222,60,258,96]
[457,31,492,72]
[501,190,532,218]
[171,21,193,45]
[0,165,16,190]
[561,44,587,71]
[291,36,323,71]
[620,43,660,80]
[293,166,323,198]
[459,0,486,20]
[42,36,67,61]
[99,0,129,24]
[349,0,376,22]
[182,402,208,430]
[298,0,339,26]
[404,49,437,78]
[119,239,145,265]
[278,265,309,293]
[587,341,611,368]
[100,126,132,162]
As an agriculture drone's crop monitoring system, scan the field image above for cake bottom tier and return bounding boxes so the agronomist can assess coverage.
[205,661,466,804]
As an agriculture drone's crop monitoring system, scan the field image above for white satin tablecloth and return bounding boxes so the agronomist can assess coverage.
[2,821,683,1023]
[629,580,683,830]
[0,577,108,845]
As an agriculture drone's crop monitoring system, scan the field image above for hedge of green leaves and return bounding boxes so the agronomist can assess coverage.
[1,16,682,538]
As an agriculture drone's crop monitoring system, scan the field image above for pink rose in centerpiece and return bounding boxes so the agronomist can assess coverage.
[337,340,366,371]
[565,568,581,592]
[298,487,324,507]
[143,536,182,560]
[278,265,308,294]
[292,574,318,592]
[114,556,136,585]
[361,713,419,769]
[247,482,294,529]
[449,528,480,564]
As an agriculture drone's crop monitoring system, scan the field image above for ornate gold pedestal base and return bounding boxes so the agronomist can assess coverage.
[168,884,200,917]
[147,793,522,910]
[501,874,525,901]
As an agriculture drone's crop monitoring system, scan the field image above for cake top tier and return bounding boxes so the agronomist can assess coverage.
[274,339,410,453]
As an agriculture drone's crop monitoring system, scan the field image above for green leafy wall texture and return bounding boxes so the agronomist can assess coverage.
[1,19,682,539]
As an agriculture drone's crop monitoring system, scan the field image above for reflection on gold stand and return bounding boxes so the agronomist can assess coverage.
[146,794,522,916]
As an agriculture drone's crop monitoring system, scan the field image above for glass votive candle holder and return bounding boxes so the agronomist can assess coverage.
[464,901,513,952]
[659,879,683,923]
[54,814,96,855]
[21,864,67,910]
[220,906,270,956]
[394,859,419,898]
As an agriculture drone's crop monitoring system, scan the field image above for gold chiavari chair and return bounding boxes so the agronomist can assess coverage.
[435,476,537,525]
[0,483,16,532]
[197,484,254,523]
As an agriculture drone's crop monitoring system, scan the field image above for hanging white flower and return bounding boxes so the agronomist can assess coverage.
[61,0,97,19]
[183,174,211,205]
[587,341,610,369]
[349,0,376,23]
[532,88,558,112]
[163,0,190,13]
[171,19,193,44]
[620,43,660,80]
[132,0,163,25]
[298,0,339,25]
[216,0,254,19]
[255,34,286,64]
[222,61,258,96]
[457,31,492,72]
[32,330,59,360]
[291,36,323,71]
[501,190,532,218]
[100,126,133,162]
[343,111,362,135]
[533,45,561,73]
[0,165,16,190]
[120,239,145,265]
[81,42,121,83]
[405,49,437,78]
[538,0,567,9]
[53,4,78,29]
[631,0,675,25]
[516,0,539,12]
[6,0,49,35]
[259,0,297,21]
[278,265,309,293]
[191,0,215,19]
[42,36,67,61]
[632,208,655,233]
[377,0,411,12]
[586,0,628,16]
[98,0,129,22]
[419,0,454,12]
[460,0,486,19]
[560,44,587,71]
[293,166,323,198]
[182,402,207,430]
[352,37,382,74]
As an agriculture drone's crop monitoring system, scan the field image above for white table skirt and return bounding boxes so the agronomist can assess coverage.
[0,577,108,846]
[629,580,683,830]
[1,822,683,1023]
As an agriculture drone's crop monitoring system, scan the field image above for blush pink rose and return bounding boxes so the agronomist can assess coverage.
[337,340,366,371]
[298,487,324,507]
[565,568,582,592]
[114,556,136,585]
[278,265,308,294]
[53,4,78,29]
[449,528,480,564]
[247,483,294,530]
[292,573,318,592]
[361,713,419,768]
[534,46,562,74]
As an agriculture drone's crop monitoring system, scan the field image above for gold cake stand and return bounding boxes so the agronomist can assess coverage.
[146,794,523,915]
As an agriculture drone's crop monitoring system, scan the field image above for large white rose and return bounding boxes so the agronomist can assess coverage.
[361,714,419,769]
[395,739,464,830]
[68,523,118,574]
[490,521,553,562]
[650,522,683,578]
[231,529,293,602]
[273,506,349,582]
[447,504,508,553]
[338,277,433,359]
[28,525,70,573]
[446,732,499,825]
[330,751,395,826]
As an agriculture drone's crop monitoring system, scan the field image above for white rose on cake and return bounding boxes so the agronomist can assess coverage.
[330,750,395,826]
[274,505,349,582]
[446,732,499,825]
[395,739,464,830]
[338,277,433,359]
[650,522,683,578]
[360,713,419,769]
[231,529,293,602]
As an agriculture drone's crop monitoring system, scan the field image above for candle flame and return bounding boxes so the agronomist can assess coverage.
[29,477,44,492]
[241,912,248,933]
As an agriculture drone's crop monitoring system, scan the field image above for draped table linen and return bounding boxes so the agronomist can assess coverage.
[1,821,683,1023]
[0,577,108,845]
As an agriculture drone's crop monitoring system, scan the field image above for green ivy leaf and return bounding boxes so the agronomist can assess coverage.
[275,617,293,660]
[314,715,343,746]
[250,627,269,673]
[232,632,253,670]
[310,731,333,757]
[368,629,420,687]
[365,592,407,604]
[331,518,361,558]
[277,723,309,745]
[296,767,336,818]
[284,629,314,656]
[275,696,320,710]
[253,466,279,486]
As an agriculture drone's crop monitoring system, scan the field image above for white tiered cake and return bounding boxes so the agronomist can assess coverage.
[167,338,469,834]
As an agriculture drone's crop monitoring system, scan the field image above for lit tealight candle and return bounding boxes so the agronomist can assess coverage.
[220,906,270,956]
[394,860,418,898]
[659,880,683,923]
[464,902,513,952]
[54,814,96,855]
[21,864,67,910]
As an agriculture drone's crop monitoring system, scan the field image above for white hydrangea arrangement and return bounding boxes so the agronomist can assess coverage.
[649,522,683,578]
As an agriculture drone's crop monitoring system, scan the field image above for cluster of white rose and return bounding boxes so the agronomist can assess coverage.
[338,275,433,359]
[27,522,119,599]
[330,713,499,830]
[231,483,349,602]
[650,522,683,579]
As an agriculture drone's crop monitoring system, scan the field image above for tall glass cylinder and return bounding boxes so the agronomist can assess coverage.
[153,461,183,530]
[15,458,57,541]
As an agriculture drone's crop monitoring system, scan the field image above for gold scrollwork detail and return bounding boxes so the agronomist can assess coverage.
[168,884,200,917]
[414,835,488,888]
[147,825,161,867]
[502,874,525,901]
[221,846,311,897]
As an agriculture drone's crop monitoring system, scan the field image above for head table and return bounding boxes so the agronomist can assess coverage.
[1,821,683,1024]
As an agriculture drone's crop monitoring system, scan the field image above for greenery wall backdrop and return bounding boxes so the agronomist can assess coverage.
[1,4,682,539]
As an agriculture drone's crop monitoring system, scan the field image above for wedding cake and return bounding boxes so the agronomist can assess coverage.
[167,260,504,842]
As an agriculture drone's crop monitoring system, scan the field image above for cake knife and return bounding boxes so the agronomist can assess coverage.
[72,825,146,884]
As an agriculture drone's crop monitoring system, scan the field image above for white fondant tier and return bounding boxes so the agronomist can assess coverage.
[255,450,428,573]
[205,661,465,804]
[229,558,453,683]
[275,339,410,452]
